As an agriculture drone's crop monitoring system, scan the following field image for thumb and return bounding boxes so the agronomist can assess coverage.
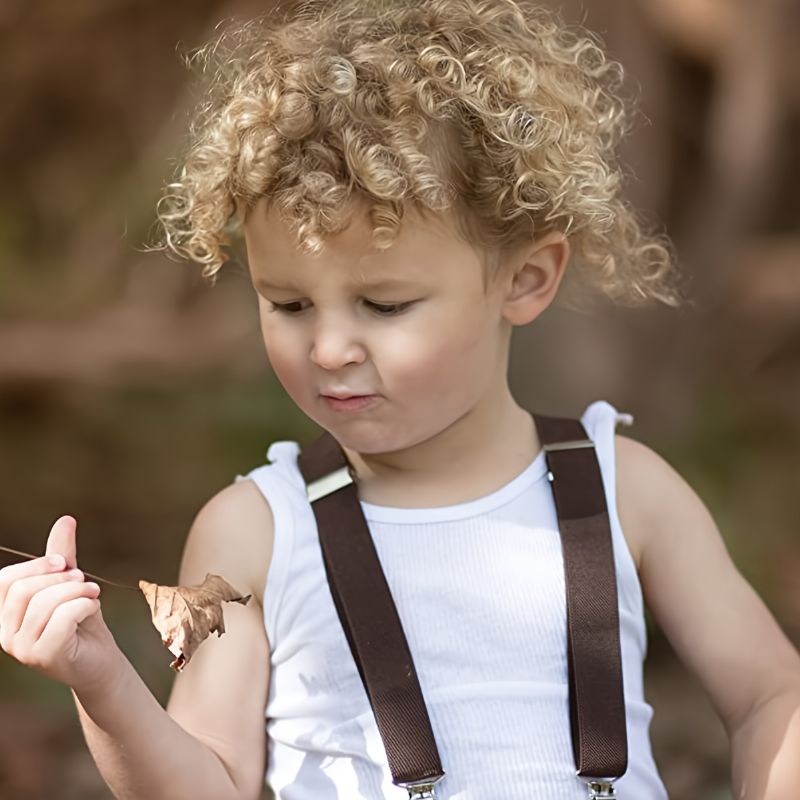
[45,515,78,569]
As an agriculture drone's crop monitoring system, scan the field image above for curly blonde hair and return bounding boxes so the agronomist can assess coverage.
[155,0,686,309]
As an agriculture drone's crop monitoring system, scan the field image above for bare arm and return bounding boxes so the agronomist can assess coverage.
[616,434,800,799]
[728,686,800,799]
[75,478,274,800]
[0,479,274,800]
[73,649,245,800]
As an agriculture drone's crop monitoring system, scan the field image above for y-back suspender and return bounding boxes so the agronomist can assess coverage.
[296,413,628,800]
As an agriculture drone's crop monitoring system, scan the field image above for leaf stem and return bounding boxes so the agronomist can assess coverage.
[0,545,139,591]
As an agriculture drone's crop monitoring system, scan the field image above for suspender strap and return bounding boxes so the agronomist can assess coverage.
[532,413,628,780]
[297,434,445,793]
[297,412,628,795]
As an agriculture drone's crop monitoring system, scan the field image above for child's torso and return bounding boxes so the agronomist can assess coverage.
[235,399,668,800]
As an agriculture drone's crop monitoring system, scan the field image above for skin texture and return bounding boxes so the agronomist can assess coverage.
[0,201,798,799]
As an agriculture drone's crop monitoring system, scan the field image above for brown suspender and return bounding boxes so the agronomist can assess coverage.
[297,413,628,800]
[299,430,444,794]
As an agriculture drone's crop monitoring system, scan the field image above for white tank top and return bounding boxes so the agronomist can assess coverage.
[235,399,668,799]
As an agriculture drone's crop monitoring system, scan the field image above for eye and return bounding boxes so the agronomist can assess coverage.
[267,299,414,316]
[365,300,414,316]
[269,300,308,314]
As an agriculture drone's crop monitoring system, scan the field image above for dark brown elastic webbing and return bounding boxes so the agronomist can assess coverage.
[298,432,442,789]
[532,413,628,779]
[296,412,628,795]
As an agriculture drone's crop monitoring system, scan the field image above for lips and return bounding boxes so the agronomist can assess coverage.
[321,394,381,412]
[321,391,371,400]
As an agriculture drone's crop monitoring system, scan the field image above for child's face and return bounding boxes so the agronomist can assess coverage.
[244,198,515,455]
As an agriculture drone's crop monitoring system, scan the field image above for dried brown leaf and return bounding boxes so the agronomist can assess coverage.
[138,573,251,671]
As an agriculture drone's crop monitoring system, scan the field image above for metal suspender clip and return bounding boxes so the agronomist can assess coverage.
[305,466,354,503]
[397,775,444,799]
[583,778,617,799]
[542,438,595,482]
[542,438,595,452]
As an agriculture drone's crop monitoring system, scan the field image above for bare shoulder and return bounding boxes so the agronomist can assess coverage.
[612,433,685,571]
[178,477,275,604]
[613,432,716,570]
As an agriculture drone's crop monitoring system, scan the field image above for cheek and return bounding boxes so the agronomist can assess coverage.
[382,309,492,391]
[266,344,299,387]
[260,319,308,396]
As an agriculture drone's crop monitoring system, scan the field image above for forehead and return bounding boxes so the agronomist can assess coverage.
[243,198,483,289]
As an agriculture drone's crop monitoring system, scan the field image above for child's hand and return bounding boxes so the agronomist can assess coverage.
[0,516,120,693]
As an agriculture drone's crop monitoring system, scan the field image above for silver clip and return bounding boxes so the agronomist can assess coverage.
[305,466,354,503]
[397,774,444,800]
[585,779,616,799]
[542,438,595,452]
[543,438,594,483]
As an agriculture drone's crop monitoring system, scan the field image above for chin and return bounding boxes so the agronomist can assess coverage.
[322,424,417,456]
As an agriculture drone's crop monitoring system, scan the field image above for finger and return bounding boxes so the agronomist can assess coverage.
[0,555,68,607]
[30,595,102,666]
[45,516,78,570]
[0,574,87,655]
[1,569,84,636]
[13,580,100,653]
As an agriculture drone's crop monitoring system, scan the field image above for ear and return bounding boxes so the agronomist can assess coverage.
[499,231,570,326]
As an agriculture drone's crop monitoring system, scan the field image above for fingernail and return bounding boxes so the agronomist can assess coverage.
[48,555,65,569]
[67,569,83,578]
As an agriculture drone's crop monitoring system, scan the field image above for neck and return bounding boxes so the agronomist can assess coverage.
[341,384,541,508]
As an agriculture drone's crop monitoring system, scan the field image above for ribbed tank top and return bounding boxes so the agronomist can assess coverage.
[234,399,668,799]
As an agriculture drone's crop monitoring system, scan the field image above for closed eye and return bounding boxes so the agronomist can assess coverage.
[365,300,414,316]
[268,300,414,316]
[269,300,307,314]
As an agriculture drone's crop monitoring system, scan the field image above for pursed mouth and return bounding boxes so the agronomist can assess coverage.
[321,394,381,412]
[320,393,375,400]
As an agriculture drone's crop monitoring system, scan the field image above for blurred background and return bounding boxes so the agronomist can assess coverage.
[0,0,798,798]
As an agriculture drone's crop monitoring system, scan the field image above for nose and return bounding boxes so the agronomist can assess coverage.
[309,319,367,370]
